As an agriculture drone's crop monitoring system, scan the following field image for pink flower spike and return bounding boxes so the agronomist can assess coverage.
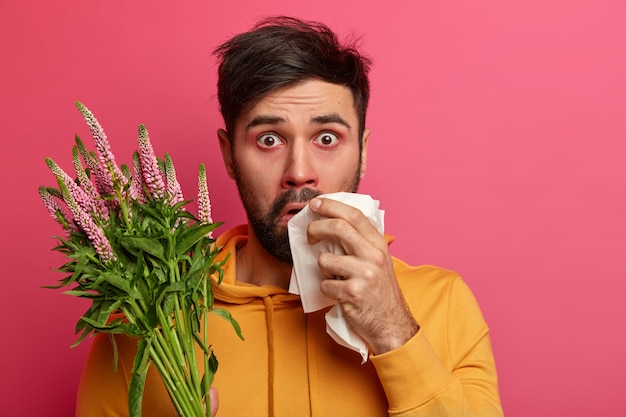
[137,124,165,200]
[72,145,109,220]
[38,186,76,233]
[75,102,128,190]
[46,157,98,218]
[197,163,213,237]
[164,153,183,205]
[130,151,145,202]
[57,179,115,262]
[75,135,114,198]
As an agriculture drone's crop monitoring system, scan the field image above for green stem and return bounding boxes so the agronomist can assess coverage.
[115,188,132,230]
[124,301,204,416]
[166,224,203,405]
[182,305,201,394]
[123,301,203,416]
[203,276,211,417]
[170,260,203,402]
[164,222,204,415]
[158,302,188,379]
[155,307,195,392]
[151,336,200,416]
[148,343,186,414]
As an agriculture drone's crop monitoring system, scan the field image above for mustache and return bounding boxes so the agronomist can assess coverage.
[269,188,321,220]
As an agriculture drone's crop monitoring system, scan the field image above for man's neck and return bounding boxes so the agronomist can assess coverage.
[235,225,293,289]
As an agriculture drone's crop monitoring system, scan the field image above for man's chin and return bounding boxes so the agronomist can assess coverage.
[256,227,293,264]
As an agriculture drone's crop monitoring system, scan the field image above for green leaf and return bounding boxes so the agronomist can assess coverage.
[100,271,132,294]
[62,290,97,298]
[122,322,144,338]
[110,334,119,372]
[71,250,90,278]
[129,338,152,417]
[70,326,93,348]
[132,202,163,224]
[121,237,165,261]
[80,316,126,333]
[207,353,219,388]
[76,298,121,335]
[165,281,185,293]
[176,224,217,258]
[143,305,158,330]
[192,332,210,355]
[199,352,219,403]
[183,254,206,286]
[161,293,177,318]
[212,308,244,341]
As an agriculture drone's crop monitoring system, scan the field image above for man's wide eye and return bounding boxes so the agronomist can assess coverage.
[315,132,339,146]
[257,134,282,148]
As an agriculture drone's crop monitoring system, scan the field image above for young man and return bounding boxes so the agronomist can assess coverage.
[76,17,503,416]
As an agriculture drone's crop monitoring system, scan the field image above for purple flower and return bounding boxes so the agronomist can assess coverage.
[73,145,109,220]
[197,164,213,237]
[130,151,145,202]
[75,135,114,198]
[38,186,76,233]
[75,102,128,190]
[164,153,183,205]
[46,158,99,219]
[57,179,115,262]
[137,124,165,200]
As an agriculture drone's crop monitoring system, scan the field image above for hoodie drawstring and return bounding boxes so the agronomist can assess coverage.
[262,295,276,417]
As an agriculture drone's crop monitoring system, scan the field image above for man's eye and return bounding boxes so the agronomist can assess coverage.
[257,134,282,148]
[315,132,339,146]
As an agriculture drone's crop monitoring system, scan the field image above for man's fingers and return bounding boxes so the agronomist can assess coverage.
[307,217,363,255]
[308,197,382,242]
[318,253,370,301]
[210,387,219,416]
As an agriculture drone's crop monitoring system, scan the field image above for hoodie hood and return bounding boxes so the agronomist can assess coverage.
[211,224,301,304]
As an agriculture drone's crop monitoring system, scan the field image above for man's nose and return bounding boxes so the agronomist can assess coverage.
[282,141,318,189]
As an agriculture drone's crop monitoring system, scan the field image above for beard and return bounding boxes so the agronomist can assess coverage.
[232,162,362,264]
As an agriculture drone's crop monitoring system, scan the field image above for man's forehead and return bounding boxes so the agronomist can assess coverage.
[237,79,357,128]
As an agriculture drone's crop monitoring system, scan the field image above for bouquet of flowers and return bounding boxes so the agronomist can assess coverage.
[39,102,242,416]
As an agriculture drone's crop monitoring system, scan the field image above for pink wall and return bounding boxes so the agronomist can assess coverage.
[1,1,624,415]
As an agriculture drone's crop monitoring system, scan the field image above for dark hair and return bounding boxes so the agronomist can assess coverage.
[214,16,371,140]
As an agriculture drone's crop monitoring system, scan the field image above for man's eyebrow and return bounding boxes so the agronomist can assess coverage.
[245,115,286,131]
[245,113,352,131]
[312,113,351,130]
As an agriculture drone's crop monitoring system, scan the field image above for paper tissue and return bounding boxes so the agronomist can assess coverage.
[287,192,384,362]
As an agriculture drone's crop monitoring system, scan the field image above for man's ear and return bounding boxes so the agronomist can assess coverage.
[217,129,236,179]
[359,128,370,179]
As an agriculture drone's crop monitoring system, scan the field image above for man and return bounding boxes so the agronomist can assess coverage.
[77,16,503,416]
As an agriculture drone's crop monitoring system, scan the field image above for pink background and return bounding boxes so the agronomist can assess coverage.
[1,1,624,415]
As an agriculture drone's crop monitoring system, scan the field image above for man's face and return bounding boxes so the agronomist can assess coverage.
[218,78,369,263]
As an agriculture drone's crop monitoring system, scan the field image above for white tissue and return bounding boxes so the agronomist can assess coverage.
[287,192,385,363]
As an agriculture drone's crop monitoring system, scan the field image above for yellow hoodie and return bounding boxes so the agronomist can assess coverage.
[76,225,503,416]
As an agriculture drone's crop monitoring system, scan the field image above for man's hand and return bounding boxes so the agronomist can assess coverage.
[307,197,419,354]
[208,387,219,416]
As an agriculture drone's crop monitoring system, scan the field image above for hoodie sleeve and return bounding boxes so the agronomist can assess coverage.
[369,277,503,417]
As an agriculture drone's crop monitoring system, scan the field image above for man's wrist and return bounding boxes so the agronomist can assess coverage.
[371,316,420,354]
